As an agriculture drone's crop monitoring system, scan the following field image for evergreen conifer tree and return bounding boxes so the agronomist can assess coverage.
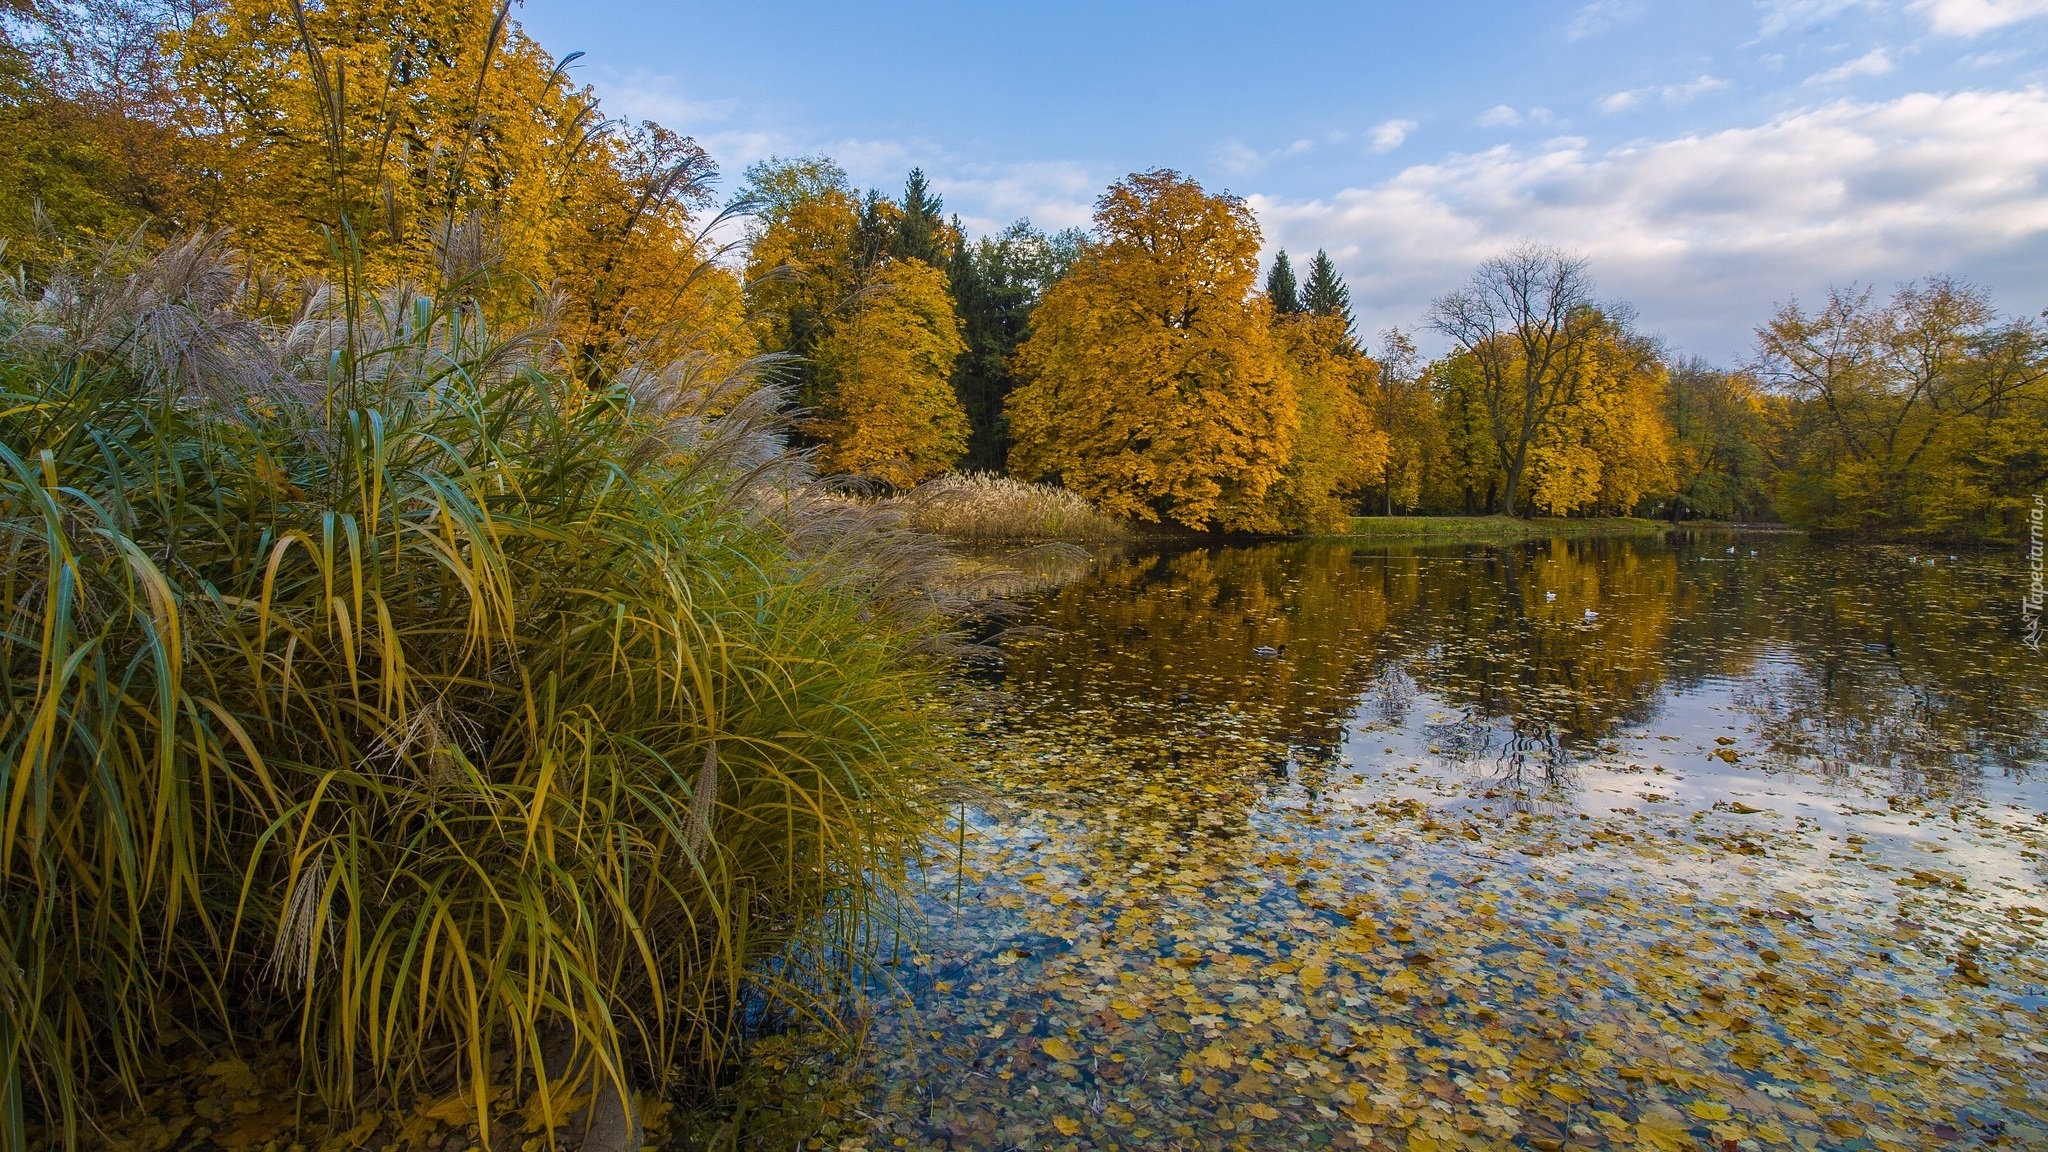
[896,167,948,265]
[1301,249,1352,321]
[1266,249,1301,314]
[948,218,1074,470]
[854,190,894,271]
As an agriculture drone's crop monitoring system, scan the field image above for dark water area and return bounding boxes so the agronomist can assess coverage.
[863,535,2048,1152]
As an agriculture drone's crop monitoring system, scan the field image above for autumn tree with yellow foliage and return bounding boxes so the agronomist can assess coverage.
[810,258,969,484]
[1665,358,1778,522]
[1261,311,1388,532]
[1521,318,1674,516]
[1425,245,1607,514]
[1366,328,1446,515]
[1,0,745,378]
[1755,278,2048,540]
[743,159,969,484]
[1008,170,1298,531]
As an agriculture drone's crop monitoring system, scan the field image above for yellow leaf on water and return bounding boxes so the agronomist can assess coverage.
[1545,1083,1586,1104]
[1687,1100,1734,1121]
[1637,1106,1692,1152]
[1040,1036,1080,1062]
[1052,1115,1081,1135]
[1247,1103,1280,1120]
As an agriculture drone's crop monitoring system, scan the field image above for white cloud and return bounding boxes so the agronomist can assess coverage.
[1599,75,1733,113]
[1806,48,1895,84]
[1567,0,1645,39]
[1910,0,2048,35]
[935,160,1102,235]
[1248,89,2048,360]
[582,69,739,129]
[1214,138,1316,175]
[1215,139,1270,175]
[1371,119,1419,152]
[1477,105,1555,127]
[1754,0,1875,38]
[1960,47,2027,66]
[573,68,1107,239]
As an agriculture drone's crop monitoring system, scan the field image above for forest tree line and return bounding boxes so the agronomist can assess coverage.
[5,0,2045,541]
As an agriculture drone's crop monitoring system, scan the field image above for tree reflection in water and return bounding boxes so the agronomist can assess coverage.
[992,535,2046,806]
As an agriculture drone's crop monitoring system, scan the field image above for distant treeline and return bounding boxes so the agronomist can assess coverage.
[5,0,2044,541]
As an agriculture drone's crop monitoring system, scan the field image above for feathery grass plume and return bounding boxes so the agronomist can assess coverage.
[0,237,952,1149]
[892,472,1129,544]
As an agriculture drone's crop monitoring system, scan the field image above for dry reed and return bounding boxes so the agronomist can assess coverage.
[892,472,1127,544]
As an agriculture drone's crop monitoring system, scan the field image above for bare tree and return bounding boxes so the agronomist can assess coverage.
[1372,325,1427,515]
[1426,244,1600,514]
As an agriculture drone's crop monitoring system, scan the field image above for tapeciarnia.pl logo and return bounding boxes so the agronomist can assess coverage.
[2026,493,2044,653]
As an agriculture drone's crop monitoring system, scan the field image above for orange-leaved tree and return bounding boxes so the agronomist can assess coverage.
[1007,170,1295,531]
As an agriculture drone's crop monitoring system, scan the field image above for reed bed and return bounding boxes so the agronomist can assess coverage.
[0,236,951,1148]
[892,472,1127,544]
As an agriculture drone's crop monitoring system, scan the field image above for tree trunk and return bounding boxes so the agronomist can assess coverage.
[1501,446,1528,518]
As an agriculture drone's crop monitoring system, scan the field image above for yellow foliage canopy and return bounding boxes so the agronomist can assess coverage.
[1259,314,1388,532]
[743,162,972,483]
[1427,316,1674,516]
[162,0,742,373]
[1525,323,1674,516]
[744,170,862,372]
[1007,170,1295,531]
[811,258,970,485]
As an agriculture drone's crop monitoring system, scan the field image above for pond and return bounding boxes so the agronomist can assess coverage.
[862,534,2048,1152]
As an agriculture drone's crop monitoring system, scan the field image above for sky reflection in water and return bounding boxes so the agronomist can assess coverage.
[864,535,2048,1152]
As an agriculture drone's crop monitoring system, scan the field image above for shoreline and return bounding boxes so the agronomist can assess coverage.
[1321,514,1797,543]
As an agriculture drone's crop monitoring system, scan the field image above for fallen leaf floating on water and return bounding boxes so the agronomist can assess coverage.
[1038,1036,1081,1063]
[857,687,2048,1152]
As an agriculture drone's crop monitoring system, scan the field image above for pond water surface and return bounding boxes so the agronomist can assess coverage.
[864,534,2048,1152]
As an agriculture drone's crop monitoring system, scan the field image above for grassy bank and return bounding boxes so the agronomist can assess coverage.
[1335,514,1677,542]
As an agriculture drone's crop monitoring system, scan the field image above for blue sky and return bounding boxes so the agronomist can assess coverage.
[520,0,2048,362]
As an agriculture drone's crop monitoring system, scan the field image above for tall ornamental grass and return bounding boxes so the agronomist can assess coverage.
[894,472,1128,544]
[0,235,950,1147]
